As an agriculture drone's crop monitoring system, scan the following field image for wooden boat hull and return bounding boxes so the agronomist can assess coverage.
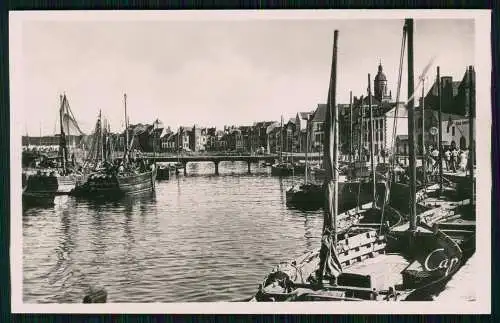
[156,165,175,180]
[73,168,157,198]
[271,164,305,176]
[251,204,467,302]
[286,180,388,211]
[22,172,80,207]
[22,189,56,207]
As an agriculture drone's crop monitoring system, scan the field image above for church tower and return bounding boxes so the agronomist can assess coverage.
[374,62,392,102]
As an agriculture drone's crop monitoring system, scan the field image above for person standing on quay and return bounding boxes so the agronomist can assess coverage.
[444,148,451,171]
[451,146,459,173]
[431,146,440,173]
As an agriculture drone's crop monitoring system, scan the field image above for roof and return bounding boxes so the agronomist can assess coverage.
[253,121,276,128]
[428,110,468,122]
[299,112,312,120]
[266,122,280,134]
[423,66,473,116]
[396,135,408,141]
[312,104,327,122]
[161,132,175,141]
[358,95,382,107]
[152,118,164,129]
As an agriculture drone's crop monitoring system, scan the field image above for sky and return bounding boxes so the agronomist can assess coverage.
[17,16,474,135]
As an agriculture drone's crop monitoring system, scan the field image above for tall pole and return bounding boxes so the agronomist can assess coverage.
[368,74,376,206]
[99,110,104,162]
[422,77,426,188]
[349,91,353,163]
[406,19,417,232]
[59,94,67,173]
[468,66,475,203]
[280,115,284,163]
[360,95,364,162]
[124,93,129,156]
[318,29,341,284]
[305,117,309,184]
[438,66,443,192]
[323,30,339,244]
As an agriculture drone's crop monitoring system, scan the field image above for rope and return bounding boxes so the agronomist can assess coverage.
[380,24,406,231]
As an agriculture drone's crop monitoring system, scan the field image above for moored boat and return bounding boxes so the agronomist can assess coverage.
[251,22,472,302]
[156,163,176,180]
[271,162,305,176]
[23,94,84,207]
[73,94,157,199]
[74,165,157,198]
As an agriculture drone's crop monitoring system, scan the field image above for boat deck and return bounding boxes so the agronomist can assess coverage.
[343,253,410,292]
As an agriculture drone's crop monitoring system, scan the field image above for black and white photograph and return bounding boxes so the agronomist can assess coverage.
[10,10,491,314]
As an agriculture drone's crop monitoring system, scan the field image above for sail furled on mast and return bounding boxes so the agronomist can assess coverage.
[316,30,342,283]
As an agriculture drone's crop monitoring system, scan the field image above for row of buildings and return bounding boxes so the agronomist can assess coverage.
[22,63,475,158]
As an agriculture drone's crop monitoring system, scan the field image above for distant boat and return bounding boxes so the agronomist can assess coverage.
[270,162,305,176]
[23,94,84,207]
[156,163,179,180]
[73,94,157,199]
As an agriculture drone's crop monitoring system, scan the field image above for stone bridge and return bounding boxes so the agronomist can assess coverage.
[142,154,278,175]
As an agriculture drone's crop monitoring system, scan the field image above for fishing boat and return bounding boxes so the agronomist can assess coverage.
[72,94,157,198]
[417,65,476,260]
[251,21,471,302]
[23,94,84,206]
[271,116,306,176]
[156,163,173,180]
[287,79,390,211]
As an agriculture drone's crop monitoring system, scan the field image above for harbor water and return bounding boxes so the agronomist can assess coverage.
[22,161,477,303]
[23,161,325,303]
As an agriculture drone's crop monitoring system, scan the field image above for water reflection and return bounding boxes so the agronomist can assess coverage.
[23,162,324,303]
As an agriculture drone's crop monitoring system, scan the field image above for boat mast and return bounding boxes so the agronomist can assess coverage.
[59,94,67,174]
[318,29,341,284]
[360,96,364,162]
[406,18,417,232]
[99,110,104,162]
[124,93,129,162]
[437,66,443,193]
[468,66,475,204]
[305,116,309,184]
[368,74,376,206]
[178,126,181,162]
[154,119,158,164]
[280,115,284,163]
[349,91,353,164]
[422,77,426,188]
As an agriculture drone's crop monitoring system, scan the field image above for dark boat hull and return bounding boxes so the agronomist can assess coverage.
[73,168,157,198]
[271,164,305,176]
[156,166,174,180]
[286,180,388,211]
[22,172,80,207]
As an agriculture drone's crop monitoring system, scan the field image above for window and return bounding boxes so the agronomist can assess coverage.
[452,126,455,136]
